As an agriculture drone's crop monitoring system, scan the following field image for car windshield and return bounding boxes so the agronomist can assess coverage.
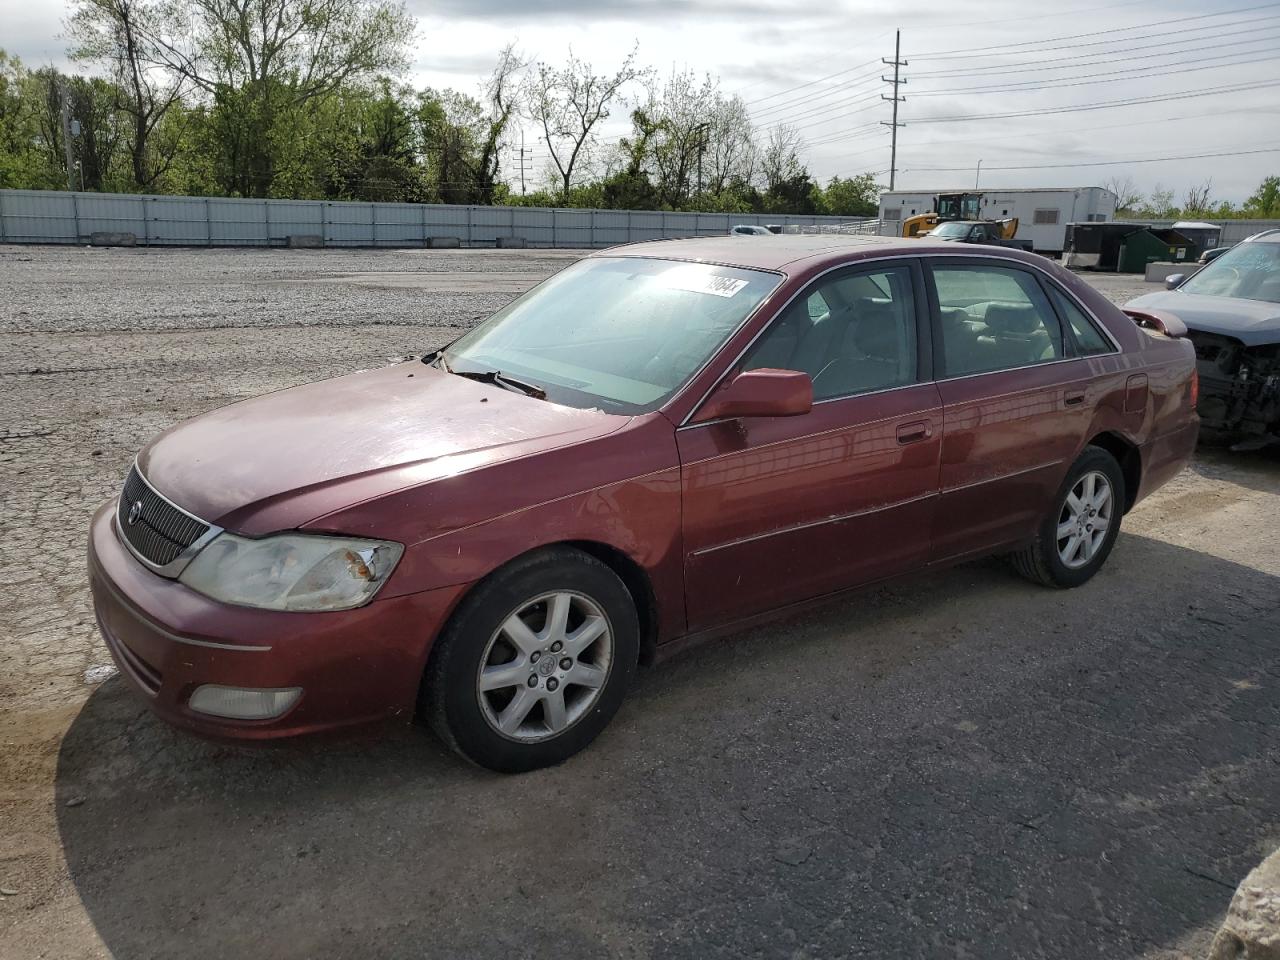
[930,222,971,238]
[440,257,782,413]
[1180,241,1280,303]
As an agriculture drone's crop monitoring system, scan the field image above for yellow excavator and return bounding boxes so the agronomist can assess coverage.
[901,192,1019,243]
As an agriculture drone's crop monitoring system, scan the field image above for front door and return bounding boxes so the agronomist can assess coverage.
[677,261,943,633]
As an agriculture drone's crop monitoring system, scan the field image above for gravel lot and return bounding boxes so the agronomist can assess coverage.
[0,244,1277,959]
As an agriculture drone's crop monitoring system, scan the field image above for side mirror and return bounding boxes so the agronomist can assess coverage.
[1165,273,1185,290]
[692,368,813,423]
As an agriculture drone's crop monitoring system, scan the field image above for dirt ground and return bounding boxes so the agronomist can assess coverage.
[0,244,1277,959]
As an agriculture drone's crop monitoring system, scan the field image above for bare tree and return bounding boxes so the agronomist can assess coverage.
[67,0,186,189]
[636,70,718,207]
[529,46,644,199]
[471,43,524,204]
[703,93,756,196]
[760,123,806,193]
[1183,178,1213,217]
[1102,174,1142,213]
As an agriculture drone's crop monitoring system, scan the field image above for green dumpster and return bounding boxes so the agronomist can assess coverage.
[1117,228,1195,273]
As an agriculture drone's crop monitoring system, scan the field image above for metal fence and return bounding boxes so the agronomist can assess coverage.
[0,189,868,248]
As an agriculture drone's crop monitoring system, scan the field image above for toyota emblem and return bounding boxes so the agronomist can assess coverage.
[127,500,143,526]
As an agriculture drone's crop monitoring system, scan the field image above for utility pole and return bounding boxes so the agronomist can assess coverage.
[975,159,983,189]
[695,121,710,197]
[517,131,533,195]
[60,85,76,192]
[881,30,907,191]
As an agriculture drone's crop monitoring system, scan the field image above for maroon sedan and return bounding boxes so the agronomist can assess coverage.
[89,237,1198,772]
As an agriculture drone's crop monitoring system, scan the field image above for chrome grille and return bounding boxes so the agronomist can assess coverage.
[117,466,210,570]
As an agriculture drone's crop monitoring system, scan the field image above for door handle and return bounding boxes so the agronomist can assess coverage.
[896,420,932,444]
[1064,390,1086,407]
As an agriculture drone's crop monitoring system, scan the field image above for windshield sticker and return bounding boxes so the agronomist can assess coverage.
[657,267,750,298]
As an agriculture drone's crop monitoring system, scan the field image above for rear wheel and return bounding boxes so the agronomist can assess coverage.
[422,547,639,773]
[1011,446,1125,588]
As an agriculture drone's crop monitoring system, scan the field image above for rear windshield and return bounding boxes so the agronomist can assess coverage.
[1180,241,1280,303]
[441,257,782,413]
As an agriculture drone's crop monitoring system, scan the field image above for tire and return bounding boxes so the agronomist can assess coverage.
[1010,445,1126,589]
[421,546,639,773]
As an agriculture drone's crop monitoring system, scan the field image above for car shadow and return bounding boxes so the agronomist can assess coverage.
[57,533,1280,959]
[1191,442,1280,496]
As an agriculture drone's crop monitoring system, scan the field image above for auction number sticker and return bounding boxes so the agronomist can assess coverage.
[657,267,750,298]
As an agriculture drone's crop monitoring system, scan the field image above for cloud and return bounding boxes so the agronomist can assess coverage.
[407,0,786,23]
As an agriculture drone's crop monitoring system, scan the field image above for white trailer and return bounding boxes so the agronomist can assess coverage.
[877,187,1117,255]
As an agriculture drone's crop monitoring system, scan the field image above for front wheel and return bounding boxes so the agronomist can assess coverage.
[1011,446,1126,588]
[421,547,639,773]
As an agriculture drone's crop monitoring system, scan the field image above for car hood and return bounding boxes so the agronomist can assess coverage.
[138,362,627,535]
[1125,290,1280,347]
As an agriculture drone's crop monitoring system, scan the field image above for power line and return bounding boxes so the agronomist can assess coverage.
[905,144,1280,172]
[910,47,1280,98]
[911,78,1280,124]
[911,1,1280,59]
[758,39,1278,140]
[742,57,881,107]
[916,0,1153,30]
[754,22,1279,143]
[767,89,886,133]
[729,31,893,100]
[910,17,1280,78]
[748,66,884,121]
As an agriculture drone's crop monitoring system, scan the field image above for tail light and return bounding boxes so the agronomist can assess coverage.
[1189,368,1199,407]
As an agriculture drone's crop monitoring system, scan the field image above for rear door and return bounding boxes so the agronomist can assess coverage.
[925,257,1097,562]
[677,260,943,632]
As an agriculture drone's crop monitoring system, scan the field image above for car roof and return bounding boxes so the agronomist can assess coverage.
[1244,229,1280,244]
[592,234,940,273]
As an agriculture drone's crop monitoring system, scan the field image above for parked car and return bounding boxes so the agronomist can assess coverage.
[730,224,773,236]
[89,237,1198,772]
[1126,229,1280,448]
[924,220,1034,252]
[1198,246,1231,264]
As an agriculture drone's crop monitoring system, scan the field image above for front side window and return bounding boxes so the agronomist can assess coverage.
[1179,241,1280,303]
[442,257,781,413]
[742,265,918,401]
[932,264,1065,377]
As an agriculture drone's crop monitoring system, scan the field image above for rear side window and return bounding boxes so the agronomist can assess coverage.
[1048,287,1114,356]
[931,264,1065,377]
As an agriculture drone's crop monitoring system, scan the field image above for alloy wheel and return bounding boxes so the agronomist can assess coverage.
[476,592,613,742]
[1056,470,1114,570]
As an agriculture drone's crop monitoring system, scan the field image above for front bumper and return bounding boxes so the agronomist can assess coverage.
[87,502,468,740]
[1189,331,1280,438]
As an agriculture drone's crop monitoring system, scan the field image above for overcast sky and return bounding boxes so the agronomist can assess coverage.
[4,0,1278,202]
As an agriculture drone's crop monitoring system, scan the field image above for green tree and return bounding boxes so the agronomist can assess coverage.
[146,0,415,197]
[1244,176,1280,218]
[815,173,880,217]
[0,51,55,188]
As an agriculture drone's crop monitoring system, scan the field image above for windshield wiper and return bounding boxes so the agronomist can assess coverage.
[447,364,547,400]
[430,353,547,400]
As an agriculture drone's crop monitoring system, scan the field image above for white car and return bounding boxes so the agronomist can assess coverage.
[730,225,773,236]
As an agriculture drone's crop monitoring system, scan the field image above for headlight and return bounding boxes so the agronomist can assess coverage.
[179,533,403,612]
